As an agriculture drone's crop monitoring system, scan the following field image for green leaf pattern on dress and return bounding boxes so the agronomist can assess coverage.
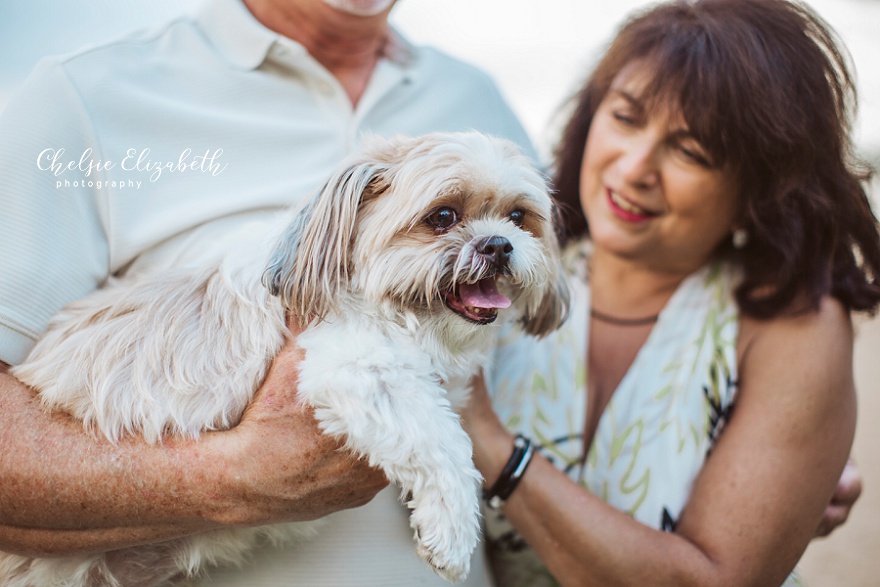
[483,241,804,587]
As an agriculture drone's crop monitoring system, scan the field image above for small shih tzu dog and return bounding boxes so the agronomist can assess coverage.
[4,132,569,586]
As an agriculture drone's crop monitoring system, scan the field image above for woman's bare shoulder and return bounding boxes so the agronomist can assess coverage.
[739,296,852,368]
[737,294,855,425]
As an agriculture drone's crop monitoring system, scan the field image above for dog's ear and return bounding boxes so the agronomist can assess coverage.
[520,209,571,337]
[262,159,389,325]
[520,258,571,338]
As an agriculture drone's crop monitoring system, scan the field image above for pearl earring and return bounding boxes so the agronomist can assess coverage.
[732,228,749,249]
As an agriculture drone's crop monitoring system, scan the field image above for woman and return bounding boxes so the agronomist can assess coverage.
[463,1,880,585]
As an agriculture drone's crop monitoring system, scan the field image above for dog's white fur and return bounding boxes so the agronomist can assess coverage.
[4,132,569,586]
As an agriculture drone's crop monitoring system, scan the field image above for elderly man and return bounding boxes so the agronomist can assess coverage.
[0,0,533,584]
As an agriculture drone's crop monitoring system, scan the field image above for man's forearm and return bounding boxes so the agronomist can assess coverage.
[0,368,230,554]
[0,521,209,558]
[0,342,390,557]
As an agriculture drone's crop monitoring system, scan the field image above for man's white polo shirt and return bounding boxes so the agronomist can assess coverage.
[0,0,535,364]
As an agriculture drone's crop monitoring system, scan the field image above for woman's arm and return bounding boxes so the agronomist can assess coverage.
[466,296,856,587]
[0,340,388,557]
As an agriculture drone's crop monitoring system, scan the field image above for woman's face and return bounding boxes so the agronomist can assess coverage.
[580,64,741,275]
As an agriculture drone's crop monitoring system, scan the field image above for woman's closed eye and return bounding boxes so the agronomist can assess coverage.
[672,136,714,168]
[612,109,641,126]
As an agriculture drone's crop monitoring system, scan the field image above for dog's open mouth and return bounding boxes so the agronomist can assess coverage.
[443,276,511,324]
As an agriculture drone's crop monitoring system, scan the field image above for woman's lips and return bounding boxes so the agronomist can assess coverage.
[607,189,658,222]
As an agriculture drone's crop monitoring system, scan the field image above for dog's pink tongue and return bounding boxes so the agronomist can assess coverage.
[459,278,511,309]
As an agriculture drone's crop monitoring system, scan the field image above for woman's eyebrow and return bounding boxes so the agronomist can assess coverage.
[608,89,641,106]
[667,128,696,141]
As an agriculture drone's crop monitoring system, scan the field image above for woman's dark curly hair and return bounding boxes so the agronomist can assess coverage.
[553,0,880,318]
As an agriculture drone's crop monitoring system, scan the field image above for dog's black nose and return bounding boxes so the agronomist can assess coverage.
[476,236,513,270]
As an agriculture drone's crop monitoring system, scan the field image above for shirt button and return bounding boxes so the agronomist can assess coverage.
[317,81,334,95]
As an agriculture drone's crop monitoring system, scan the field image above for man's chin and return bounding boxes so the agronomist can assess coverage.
[321,0,395,17]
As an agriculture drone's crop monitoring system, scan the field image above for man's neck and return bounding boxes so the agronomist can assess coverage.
[244,0,390,106]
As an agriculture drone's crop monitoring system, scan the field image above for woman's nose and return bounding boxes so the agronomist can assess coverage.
[618,138,660,190]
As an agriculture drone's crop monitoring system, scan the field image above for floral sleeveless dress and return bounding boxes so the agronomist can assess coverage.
[483,243,803,587]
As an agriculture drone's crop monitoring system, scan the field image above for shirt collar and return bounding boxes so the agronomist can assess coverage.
[196,0,277,70]
[383,28,416,67]
[196,0,416,71]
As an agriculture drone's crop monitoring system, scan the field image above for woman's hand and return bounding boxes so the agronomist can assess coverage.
[815,458,862,537]
[460,374,514,491]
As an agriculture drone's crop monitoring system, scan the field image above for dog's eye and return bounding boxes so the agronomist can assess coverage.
[426,207,459,230]
[509,209,526,227]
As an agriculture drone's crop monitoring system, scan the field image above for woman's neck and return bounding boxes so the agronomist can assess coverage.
[244,0,389,106]
[588,248,690,319]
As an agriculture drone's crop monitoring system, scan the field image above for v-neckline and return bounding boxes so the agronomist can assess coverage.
[579,269,701,461]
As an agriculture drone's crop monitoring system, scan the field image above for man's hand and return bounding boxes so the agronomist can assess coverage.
[815,458,862,537]
[210,334,389,527]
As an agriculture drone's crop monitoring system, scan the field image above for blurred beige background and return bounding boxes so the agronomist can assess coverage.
[800,309,880,586]
[1,0,877,584]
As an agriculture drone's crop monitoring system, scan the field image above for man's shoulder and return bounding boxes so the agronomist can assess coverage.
[410,44,497,88]
[38,15,209,92]
[54,16,198,68]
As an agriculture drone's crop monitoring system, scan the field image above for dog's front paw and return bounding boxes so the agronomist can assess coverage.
[413,523,474,583]
[408,482,481,583]
[415,540,469,584]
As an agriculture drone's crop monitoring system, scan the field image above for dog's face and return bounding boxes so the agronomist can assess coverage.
[264,132,569,337]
